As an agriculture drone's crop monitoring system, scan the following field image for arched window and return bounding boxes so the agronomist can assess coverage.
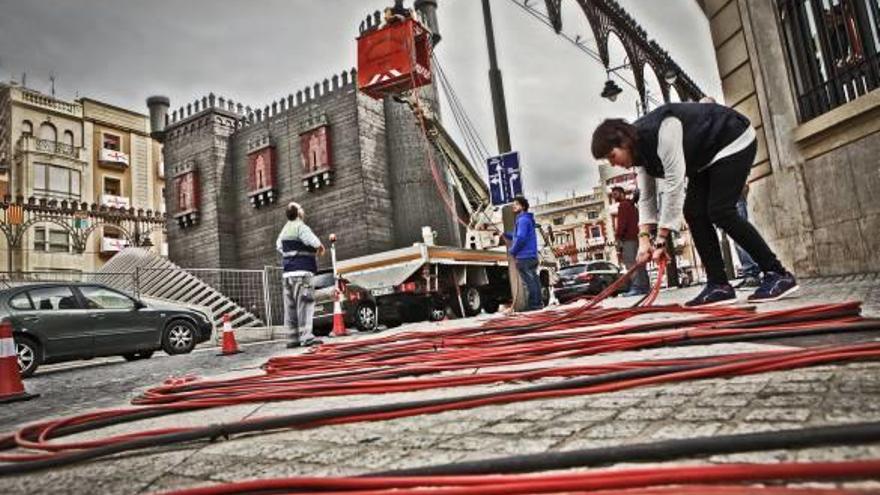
[21,120,33,137]
[63,130,75,147]
[39,122,57,142]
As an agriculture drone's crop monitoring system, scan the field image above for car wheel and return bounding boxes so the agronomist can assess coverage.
[122,351,155,361]
[162,320,197,355]
[428,304,446,321]
[483,299,500,314]
[15,337,40,378]
[462,287,482,317]
[354,302,378,332]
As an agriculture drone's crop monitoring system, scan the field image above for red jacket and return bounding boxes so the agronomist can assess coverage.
[615,199,639,242]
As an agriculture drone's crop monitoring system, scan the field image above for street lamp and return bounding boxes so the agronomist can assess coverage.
[663,68,678,85]
[601,79,624,102]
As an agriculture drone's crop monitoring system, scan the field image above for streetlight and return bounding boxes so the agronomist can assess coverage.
[601,79,623,102]
[663,67,678,85]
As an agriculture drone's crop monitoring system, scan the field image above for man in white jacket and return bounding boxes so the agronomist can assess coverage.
[276,202,325,347]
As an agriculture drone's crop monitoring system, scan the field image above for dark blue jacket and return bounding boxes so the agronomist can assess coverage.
[280,239,318,273]
[505,212,539,260]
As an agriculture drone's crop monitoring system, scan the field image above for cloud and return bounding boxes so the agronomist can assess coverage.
[0,0,720,202]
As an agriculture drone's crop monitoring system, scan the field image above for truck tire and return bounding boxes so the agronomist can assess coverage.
[461,286,482,317]
[354,302,379,332]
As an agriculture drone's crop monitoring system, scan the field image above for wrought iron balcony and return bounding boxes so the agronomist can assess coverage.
[18,137,83,160]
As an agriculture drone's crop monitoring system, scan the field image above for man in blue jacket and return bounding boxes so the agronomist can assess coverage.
[504,196,543,311]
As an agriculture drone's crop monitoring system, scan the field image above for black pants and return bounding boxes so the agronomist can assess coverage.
[683,140,786,285]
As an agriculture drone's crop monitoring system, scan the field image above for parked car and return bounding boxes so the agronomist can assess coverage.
[6,282,213,377]
[311,270,388,335]
[553,261,629,304]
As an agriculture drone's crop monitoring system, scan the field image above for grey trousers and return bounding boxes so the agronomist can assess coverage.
[621,239,650,291]
[283,274,316,344]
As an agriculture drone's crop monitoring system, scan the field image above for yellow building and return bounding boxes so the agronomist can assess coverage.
[0,82,165,274]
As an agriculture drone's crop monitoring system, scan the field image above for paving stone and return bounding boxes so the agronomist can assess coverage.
[650,394,694,407]
[674,407,737,421]
[139,475,217,494]
[720,422,806,435]
[481,421,536,435]
[527,422,592,438]
[763,382,830,394]
[649,422,724,440]
[744,408,811,422]
[484,436,560,455]
[510,408,562,422]
[696,395,750,408]
[553,408,617,422]
[708,382,767,395]
[588,396,645,409]
[435,435,504,451]
[618,407,674,421]
[583,421,649,439]
[748,395,821,408]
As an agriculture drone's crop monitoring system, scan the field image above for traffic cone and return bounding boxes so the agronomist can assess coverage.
[217,314,242,356]
[0,321,37,403]
[331,288,348,337]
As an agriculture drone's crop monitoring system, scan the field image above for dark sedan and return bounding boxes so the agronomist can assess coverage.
[7,282,213,377]
[553,261,629,304]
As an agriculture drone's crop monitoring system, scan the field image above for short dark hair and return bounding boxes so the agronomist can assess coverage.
[611,186,625,194]
[285,202,300,221]
[513,196,529,211]
[591,118,638,160]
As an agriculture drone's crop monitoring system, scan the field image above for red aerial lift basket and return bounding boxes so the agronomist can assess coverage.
[357,18,433,99]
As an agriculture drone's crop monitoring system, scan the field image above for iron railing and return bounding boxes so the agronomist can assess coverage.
[779,0,880,121]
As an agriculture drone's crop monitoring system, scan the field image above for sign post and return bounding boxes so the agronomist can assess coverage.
[486,151,523,207]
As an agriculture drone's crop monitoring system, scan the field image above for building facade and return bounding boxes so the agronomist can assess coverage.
[699,0,880,276]
[533,188,613,266]
[0,82,166,273]
[150,2,459,271]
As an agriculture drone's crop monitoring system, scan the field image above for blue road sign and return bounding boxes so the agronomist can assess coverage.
[486,151,523,206]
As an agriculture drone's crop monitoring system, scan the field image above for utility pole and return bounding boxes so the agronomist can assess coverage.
[481,0,512,153]
[481,0,527,311]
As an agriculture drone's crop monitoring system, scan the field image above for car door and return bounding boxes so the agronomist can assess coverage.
[11,286,94,360]
[312,273,337,325]
[75,285,157,355]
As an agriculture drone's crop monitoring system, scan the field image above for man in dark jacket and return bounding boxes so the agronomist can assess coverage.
[612,186,649,296]
[591,102,798,306]
[504,196,543,311]
[276,201,326,348]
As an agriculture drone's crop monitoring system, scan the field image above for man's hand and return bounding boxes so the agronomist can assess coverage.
[651,245,669,263]
[317,245,327,257]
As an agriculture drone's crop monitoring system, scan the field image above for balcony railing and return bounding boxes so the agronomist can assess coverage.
[100,194,131,209]
[18,137,83,160]
[101,237,129,254]
[100,148,130,166]
[14,88,83,117]
[587,237,606,247]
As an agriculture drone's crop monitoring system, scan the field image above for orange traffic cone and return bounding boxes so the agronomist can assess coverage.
[0,321,37,403]
[218,314,242,356]
[331,288,348,337]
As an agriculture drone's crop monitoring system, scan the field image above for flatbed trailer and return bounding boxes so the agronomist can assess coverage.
[336,243,553,323]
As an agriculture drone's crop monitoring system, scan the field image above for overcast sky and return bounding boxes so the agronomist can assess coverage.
[0,0,720,203]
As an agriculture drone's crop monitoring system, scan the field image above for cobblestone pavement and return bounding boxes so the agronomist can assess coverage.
[1,274,879,494]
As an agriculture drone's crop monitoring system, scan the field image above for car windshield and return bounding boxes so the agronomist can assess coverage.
[558,265,587,277]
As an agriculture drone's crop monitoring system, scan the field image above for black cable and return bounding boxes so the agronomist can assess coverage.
[369,421,880,476]
[0,363,701,476]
